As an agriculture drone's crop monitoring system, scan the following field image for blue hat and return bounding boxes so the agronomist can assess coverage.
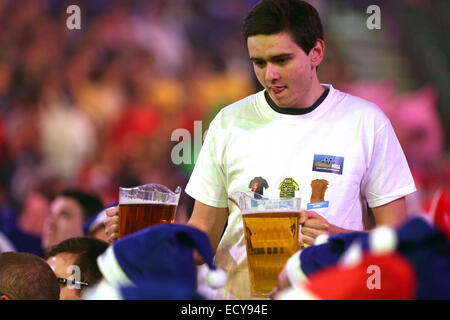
[83,203,118,235]
[95,224,226,298]
[284,217,450,299]
[284,231,369,284]
[278,252,417,300]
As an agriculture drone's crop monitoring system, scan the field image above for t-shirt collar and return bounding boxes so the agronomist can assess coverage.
[264,86,330,115]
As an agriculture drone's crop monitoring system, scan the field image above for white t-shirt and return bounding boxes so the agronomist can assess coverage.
[186,84,416,299]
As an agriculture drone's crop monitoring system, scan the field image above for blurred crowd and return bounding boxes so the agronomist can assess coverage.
[0,0,259,237]
[0,0,448,262]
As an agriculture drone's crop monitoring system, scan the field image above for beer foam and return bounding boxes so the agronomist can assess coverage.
[119,199,177,205]
[241,209,300,214]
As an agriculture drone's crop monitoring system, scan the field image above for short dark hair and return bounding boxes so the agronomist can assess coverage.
[242,0,324,54]
[0,252,60,300]
[47,237,108,296]
[58,189,104,222]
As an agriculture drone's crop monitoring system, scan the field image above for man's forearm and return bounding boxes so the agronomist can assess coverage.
[329,224,368,235]
[329,197,408,236]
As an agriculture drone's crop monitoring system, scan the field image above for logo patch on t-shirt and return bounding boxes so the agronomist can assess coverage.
[248,177,269,196]
[307,201,329,210]
[312,154,344,175]
[278,178,299,198]
[307,179,329,209]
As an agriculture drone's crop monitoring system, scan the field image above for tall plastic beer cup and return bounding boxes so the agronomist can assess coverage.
[118,184,181,239]
[229,191,301,297]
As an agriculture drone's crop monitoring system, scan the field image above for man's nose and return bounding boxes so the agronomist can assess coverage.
[265,63,280,82]
[45,214,56,228]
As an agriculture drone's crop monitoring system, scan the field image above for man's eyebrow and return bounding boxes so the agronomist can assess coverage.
[250,53,294,62]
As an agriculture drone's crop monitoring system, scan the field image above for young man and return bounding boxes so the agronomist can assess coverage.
[106,0,415,299]
[183,0,415,299]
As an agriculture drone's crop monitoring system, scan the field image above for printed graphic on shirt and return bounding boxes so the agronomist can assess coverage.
[278,178,299,198]
[307,179,329,210]
[312,154,344,175]
[249,177,269,195]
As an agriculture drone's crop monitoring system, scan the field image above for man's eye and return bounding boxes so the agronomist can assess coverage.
[275,58,288,64]
[60,211,71,218]
[253,61,266,67]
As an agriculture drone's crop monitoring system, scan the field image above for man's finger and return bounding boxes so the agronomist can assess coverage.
[302,218,328,231]
[299,210,310,224]
[299,210,323,224]
[301,234,315,246]
[107,232,118,244]
[105,224,119,240]
[301,226,328,239]
[104,215,119,228]
[106,206,119,217]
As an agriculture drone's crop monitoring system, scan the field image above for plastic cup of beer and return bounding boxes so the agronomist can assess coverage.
[241,198,301,297]
[118,184,181,239]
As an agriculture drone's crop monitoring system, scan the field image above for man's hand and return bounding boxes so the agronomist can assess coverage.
[269,267,290,299]
[104,206,119,243]
[299,210,334,246]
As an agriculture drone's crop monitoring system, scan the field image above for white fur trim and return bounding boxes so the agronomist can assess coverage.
[89,210,107,233]
[314,234,329,246]
[97,246,134,287]
[369,226,398,255]
[206,268,227,288]
[82,279,123,300]
[286,251,308,286]
[338,241,363,267]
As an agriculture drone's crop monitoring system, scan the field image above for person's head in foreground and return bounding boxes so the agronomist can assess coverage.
[0,252,60,300]
[84,224,226,300]
[46,237,108,300]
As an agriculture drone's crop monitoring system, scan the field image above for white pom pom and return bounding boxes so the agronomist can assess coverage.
[370,226,398,255]
[339,241,363,267]
[206,268,227,289]
[314,234,329,246]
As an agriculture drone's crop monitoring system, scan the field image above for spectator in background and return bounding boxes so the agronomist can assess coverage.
[1,186,57,257]
[0,251,60,300]
[42,189,104,254]
[46,237,108,300]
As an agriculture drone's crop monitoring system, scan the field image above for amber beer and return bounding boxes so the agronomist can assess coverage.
[242,211,300,296]
[118,201,177,238]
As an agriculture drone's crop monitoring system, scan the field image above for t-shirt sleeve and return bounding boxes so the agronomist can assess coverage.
[361,119,416,208]
[185,114,229,208]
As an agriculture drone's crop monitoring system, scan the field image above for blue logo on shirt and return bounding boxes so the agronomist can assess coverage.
[312,154,344,175]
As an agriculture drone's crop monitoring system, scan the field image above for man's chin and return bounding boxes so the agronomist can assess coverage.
[267,90,293,108]
[272,96,292,109]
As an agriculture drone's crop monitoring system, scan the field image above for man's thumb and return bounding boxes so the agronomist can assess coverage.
[299,210,309,224]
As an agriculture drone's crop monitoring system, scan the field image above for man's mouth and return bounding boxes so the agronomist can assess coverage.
[270,85,287,94]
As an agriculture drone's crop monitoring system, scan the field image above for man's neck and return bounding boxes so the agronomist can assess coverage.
[297,80,325,109]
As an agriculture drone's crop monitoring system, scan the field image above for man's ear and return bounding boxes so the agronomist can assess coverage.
[310,39,325,68]
[1,295,10,300]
